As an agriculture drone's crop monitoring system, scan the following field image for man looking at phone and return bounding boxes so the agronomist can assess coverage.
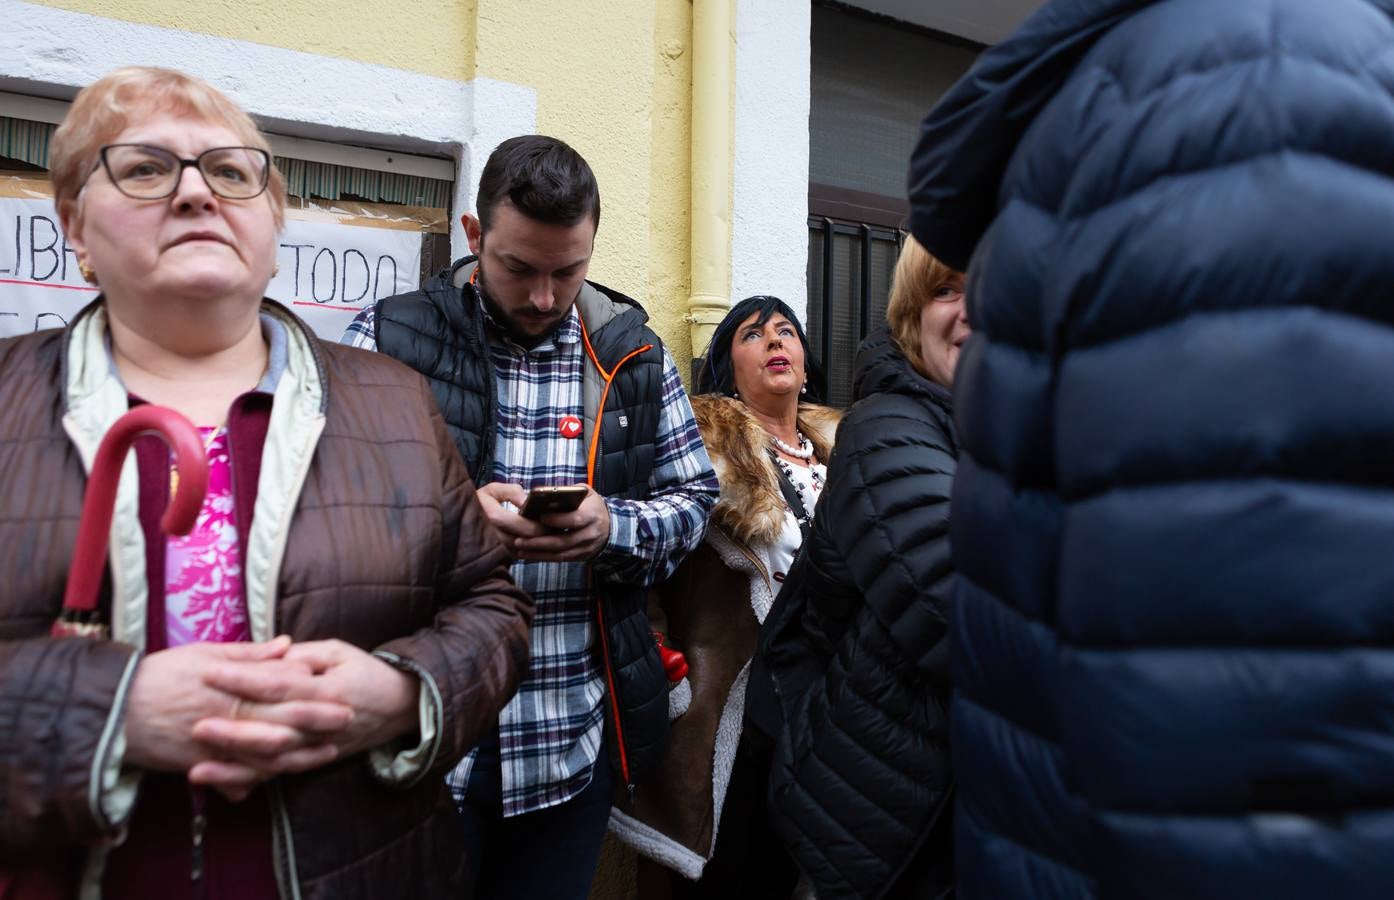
[342,135,718,899]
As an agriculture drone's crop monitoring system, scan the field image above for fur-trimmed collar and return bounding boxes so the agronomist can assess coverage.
[690,394,841,549]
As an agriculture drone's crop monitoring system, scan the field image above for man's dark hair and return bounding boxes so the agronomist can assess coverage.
[477,135,600,233]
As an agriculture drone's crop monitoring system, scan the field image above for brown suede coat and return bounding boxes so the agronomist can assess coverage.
[609,394,838,878]
[0,302,532,900]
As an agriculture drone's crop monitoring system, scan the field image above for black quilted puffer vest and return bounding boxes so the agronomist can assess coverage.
[375,259,671,789]
[375,258,496,483]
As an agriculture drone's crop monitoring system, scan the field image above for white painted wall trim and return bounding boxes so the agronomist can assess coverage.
[731,0,811,325]
[0,0,536,255]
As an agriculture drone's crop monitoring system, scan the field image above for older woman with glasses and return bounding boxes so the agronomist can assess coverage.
[763,236,967,900]
[0,67,532,900]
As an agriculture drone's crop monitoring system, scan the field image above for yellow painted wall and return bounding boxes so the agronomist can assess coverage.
[28,0,477,81]
[26,0,700,371]
[648,3,697,365]
[474,0,695,363]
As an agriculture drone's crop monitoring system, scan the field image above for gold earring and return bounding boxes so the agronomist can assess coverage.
[78,260,97,284]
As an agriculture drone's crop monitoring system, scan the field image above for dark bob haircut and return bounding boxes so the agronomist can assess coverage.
[696,295,825,401]
[477,135,600,232]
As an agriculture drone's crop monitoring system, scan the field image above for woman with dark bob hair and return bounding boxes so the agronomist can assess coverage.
[0,67,531,899]
[610,295,839,898]
[765,236,967,899]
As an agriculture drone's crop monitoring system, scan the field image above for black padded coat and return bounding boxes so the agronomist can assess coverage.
[764,329,956,900]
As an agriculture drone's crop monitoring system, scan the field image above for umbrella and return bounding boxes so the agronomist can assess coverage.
[51,405,208,639]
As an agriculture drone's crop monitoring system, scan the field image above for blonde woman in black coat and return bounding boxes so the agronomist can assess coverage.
[764,236,966,900]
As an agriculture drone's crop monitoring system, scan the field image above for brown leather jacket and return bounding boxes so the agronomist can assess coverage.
[0,301,532,899]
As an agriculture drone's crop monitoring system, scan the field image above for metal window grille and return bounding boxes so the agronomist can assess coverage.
[273,156,451,208]
[806,216,904,407]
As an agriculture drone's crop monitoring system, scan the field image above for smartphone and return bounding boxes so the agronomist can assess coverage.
[520,485,589,520]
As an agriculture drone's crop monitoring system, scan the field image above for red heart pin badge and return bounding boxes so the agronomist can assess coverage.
[559,415,582,439]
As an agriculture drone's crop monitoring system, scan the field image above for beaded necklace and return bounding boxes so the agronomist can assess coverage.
[769,431,814,459]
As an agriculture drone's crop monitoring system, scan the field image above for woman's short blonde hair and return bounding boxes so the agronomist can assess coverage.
[886,234,955,374]
[49,67,285,227]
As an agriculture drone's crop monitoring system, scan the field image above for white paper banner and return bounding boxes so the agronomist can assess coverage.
[0,197,99,335]
[264,216,422,340]
[0,196,423,342]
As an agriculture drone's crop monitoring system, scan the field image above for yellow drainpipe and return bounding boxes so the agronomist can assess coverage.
[686,0,735,362]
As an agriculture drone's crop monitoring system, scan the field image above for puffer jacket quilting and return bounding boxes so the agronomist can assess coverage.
[765,329,957,900]
[909,1,1394,898]
[376,261,676,787]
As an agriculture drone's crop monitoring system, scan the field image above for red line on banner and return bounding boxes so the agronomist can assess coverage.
[0,278,101,293]
[291,301,367,312]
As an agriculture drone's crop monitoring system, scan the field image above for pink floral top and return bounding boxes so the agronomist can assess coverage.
[164,427,249,646]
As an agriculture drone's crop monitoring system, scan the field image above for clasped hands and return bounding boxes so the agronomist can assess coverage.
[124,636,419,802]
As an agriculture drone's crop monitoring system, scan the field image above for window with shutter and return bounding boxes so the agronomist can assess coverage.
[806,2,979,405]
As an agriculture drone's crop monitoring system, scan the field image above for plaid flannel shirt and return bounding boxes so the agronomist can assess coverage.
[342,291,717,815]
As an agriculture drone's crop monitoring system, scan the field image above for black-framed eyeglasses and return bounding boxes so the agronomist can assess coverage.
[94,144,271,201]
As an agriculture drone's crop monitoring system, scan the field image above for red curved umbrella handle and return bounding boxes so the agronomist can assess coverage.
[55,406,207,631]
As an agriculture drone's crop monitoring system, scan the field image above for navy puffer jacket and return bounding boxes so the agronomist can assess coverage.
[908,1,1394,898]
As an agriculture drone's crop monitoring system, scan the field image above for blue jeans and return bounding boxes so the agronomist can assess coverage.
[457,733,614,900]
